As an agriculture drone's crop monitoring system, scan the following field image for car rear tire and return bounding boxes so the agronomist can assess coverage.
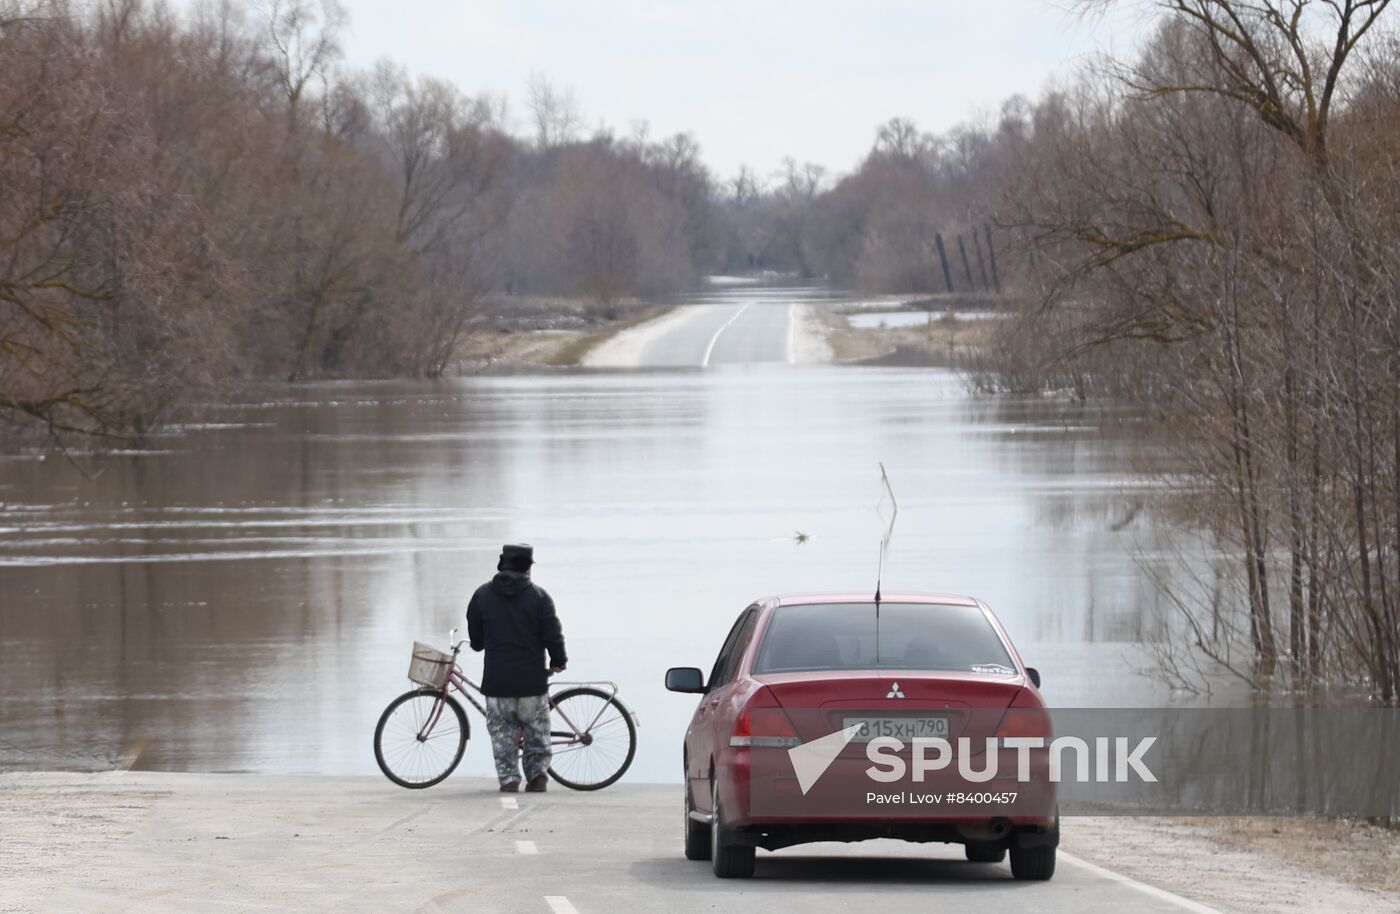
[710,779,755,878]
[964,842,1006,863]
[684,783,711,861]
[1009,845,1056,880]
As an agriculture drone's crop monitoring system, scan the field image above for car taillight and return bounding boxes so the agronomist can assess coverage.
[994,706,1052,739]
[730,706,800,748]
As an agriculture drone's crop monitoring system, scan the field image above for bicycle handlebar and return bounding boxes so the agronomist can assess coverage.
[447,626,560,671]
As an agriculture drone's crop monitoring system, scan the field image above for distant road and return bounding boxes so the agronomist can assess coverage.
[585,286,817,368]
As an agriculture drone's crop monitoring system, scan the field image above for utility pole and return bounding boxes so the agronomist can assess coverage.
[972,227,991,292]
[934,233,955,294]
[957,234,975,290]
[985,225,1001,294]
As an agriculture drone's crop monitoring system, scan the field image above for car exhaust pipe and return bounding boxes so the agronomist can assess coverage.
[958,818,1013,842]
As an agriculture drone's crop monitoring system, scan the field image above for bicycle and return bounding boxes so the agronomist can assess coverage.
[373,629,638,791]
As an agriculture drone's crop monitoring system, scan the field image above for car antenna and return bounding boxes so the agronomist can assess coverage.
[875,461,898,606]
[874,463,898,664]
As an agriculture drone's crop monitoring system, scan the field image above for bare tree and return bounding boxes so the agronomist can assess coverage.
[256,0,346,129]
[1106,0,1391,180]
[524,71,580,150]
[874,116,932,159]
[974,2,1400,699]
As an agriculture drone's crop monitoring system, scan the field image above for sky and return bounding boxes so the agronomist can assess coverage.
[312,1,1149,180]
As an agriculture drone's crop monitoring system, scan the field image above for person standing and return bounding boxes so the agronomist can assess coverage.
[466,543,567,793]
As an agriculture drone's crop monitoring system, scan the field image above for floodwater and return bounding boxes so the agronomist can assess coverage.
[846,310,1009,329]
[0,288,1224,782]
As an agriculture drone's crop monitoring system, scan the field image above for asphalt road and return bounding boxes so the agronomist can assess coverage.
[632,289,802,367]
[1,772,1225,914]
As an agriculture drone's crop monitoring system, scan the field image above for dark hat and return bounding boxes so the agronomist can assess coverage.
[498,543,535,572]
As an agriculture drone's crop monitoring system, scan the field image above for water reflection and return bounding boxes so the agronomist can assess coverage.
[0,355,1230,781]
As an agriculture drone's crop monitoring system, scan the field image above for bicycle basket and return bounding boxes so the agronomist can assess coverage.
[407,642,453,688]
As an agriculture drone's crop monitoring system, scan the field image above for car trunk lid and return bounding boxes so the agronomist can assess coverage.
[753,670,1024,752]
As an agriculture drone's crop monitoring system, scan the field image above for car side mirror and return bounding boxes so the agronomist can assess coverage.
[1025,667,1042,689]
[665,667,706,694]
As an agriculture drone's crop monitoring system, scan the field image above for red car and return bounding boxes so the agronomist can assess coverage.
[665,592,1058,879]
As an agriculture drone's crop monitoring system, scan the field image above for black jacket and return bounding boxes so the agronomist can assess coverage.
[466,571,567,697]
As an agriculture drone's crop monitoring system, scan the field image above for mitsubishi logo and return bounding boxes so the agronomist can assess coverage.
[885,681,905,699]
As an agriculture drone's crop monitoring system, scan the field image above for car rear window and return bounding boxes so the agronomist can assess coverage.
[751,602,1016,674]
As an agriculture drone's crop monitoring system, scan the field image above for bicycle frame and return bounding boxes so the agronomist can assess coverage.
[416,646,628,750]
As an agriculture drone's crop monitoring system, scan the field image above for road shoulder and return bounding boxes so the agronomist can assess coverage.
[1068,815,1400,914]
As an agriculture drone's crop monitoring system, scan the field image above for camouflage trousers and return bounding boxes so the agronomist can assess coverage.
[484,695,552,785]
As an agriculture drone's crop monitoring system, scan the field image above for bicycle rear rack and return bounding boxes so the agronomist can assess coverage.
[551,680,639,726]
[551,679,620,695]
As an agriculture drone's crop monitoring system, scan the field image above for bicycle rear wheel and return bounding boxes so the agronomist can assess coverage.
[374,688,469,789]
[547,687,636,790]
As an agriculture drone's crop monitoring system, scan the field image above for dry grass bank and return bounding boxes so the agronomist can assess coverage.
[819,305,1002,365]
[452,297,668,371]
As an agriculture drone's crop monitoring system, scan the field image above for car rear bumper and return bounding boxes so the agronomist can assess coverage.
[716,747,1058,840]
[725,821,1060,851]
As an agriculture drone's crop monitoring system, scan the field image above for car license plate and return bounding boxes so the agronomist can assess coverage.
[843,716,949,742]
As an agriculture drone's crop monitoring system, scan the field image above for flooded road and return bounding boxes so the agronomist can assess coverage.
[0,287,1214,781]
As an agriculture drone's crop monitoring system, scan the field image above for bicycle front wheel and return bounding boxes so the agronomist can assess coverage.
[374,688,469,789]
[547,687,636,790]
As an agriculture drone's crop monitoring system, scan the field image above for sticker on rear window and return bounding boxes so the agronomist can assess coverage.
[971,664,1015,675]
